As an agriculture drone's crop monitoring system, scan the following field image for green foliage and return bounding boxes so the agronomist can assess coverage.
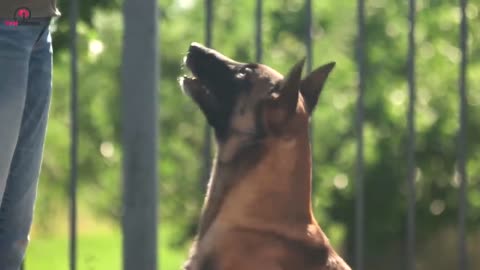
[35,0,480,269]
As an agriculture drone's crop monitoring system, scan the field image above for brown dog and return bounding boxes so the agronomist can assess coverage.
[179,43,351,270]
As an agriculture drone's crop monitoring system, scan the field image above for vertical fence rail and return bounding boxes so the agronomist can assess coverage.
[255,0,263,63]
[205,0,212,48]
[201,0,213,190]
[305,0,313,74]
[305,0,316,193]
[355,0,366,269]
[121,0,159,269]
[406,0,417,270]
[69,0,79,268]
[458,0,469,269]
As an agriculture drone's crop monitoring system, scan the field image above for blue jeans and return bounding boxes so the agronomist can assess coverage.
[0,18,53,269]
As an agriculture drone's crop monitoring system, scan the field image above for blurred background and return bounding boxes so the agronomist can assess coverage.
[22,0,480,269]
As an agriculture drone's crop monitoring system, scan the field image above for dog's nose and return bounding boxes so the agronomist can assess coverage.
[189,42,209,54]
[187,42,242,69]
[190,42,205,50]
[189,42,227,59]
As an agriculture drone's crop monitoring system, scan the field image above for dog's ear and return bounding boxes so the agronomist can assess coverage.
[264,59,304,134]
[275,58,305,115]
[300,62,335,114]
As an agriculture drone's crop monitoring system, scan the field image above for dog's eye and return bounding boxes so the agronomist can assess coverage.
[236,66,252,79]
[269,83,280,94]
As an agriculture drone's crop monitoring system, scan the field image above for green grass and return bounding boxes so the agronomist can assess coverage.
[25,226,188,270]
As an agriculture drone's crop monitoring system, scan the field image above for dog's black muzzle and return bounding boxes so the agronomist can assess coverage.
[185,43,243,97]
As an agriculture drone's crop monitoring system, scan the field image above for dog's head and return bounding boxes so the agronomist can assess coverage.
[180,42,334,145]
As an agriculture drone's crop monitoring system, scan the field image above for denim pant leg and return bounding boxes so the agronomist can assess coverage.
[0,19,53,270]
[0,26,30,204]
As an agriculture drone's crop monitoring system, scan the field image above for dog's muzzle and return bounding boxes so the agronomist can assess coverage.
[181,42,242,97]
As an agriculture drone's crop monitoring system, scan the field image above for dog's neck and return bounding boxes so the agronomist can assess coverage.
[218,127,314,224]
[196,114,319,242]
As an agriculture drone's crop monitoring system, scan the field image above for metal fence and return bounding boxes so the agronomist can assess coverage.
[24,0,470,269]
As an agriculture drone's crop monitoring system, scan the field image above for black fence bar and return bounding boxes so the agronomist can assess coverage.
[406,0,417,269]
[355,0,366,269]
[305,0,313,74]
[121,0,159,269]
[458,0,469,269]
[205,0,213,48]
[69,0,79,268]
[201,0,213,191]
[255,0,263,62]
[305,0,316,193]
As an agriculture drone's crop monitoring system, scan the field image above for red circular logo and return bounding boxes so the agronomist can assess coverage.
[14,7,31,21]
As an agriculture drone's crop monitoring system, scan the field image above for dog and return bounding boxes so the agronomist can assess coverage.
[179,42,351,270]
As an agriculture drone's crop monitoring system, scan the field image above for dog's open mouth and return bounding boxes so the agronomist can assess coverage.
[179,42,244,98]
[181,56,196,81]
[179,43,220,100]
[179,42,253,134]
[179,54,204,96]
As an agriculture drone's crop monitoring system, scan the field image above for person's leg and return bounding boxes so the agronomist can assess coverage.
[0,22,31,204]
[0,18,53,269]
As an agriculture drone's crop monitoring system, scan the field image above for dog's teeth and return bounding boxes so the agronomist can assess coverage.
[178,76,185,87]
[178,77,189,95]
[184,69,195,78]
